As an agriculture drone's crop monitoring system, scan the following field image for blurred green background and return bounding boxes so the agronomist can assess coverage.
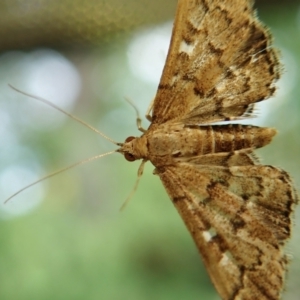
[0,0,299,299]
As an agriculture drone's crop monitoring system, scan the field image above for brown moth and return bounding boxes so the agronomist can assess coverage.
[5,0,298,299]
[116,0,298,299]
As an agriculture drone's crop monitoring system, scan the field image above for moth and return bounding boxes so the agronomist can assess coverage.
[6,0,298,299]
[117,0,298,299]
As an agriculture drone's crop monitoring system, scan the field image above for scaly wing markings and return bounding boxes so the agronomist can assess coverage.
[156,162,297,300]
[151,0,280,126]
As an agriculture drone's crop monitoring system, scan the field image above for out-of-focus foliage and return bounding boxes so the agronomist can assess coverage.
[0,0,176,50]
[0,1,299,300]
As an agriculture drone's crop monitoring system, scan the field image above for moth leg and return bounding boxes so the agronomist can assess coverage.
[145,97,154,122]
[120,159,147,210]
[136,116,147,133]
[124,97,147,132]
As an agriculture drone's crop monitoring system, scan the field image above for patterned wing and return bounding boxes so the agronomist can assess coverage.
[151,0,280,125]
[156,160,298,300]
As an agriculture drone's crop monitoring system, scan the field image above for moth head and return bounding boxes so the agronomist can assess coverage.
[118,136,137,162]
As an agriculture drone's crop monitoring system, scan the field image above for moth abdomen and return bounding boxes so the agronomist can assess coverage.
[146,123,276,167]
[203,124,276,154]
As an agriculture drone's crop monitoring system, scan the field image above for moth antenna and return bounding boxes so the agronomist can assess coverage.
[8,84,120,146]
[120,159,147,211]
[124,96,147,133]
[4,150,117,204]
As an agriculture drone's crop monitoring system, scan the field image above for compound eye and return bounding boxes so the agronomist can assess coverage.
[124,153,136,162]
[125,136,135,143]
